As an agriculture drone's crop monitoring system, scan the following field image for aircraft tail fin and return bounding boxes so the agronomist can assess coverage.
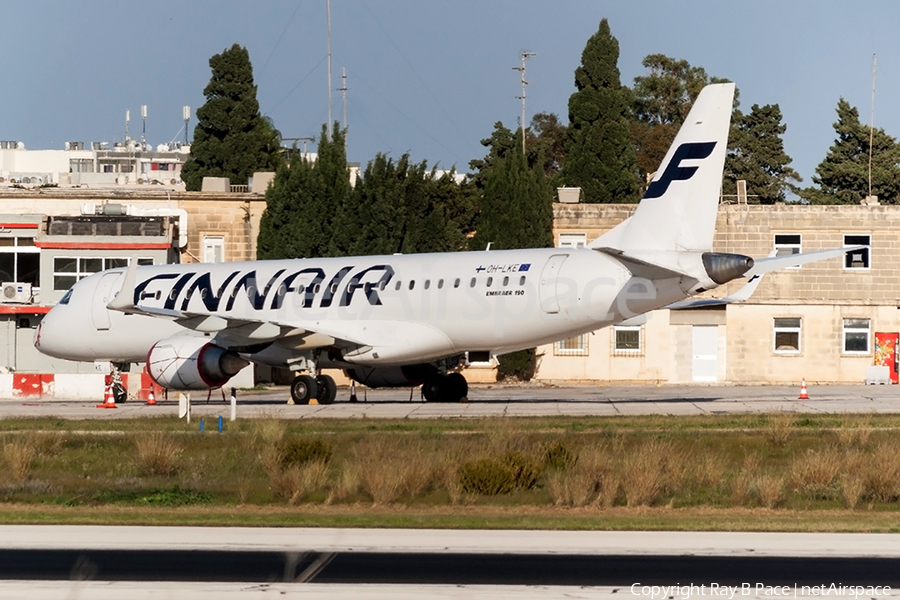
[590,82,735,254]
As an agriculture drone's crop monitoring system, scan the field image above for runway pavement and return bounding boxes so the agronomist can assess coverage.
[1,383,899,419]
[0,528,898,599]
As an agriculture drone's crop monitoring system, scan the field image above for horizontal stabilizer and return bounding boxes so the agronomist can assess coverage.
[744,246,861,277]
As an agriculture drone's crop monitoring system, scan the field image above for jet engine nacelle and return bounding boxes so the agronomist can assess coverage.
[345,364,436,388]
[146,336,248,390]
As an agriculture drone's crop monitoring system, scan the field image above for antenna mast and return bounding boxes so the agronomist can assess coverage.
[183,105,190,145]
[140,104,147,151]
[513,51,536,152]
[326,0,333,140]
[868,53,877,199]
[340,67,348,130]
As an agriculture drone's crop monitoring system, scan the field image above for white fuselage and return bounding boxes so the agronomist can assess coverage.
[35,247,698,367]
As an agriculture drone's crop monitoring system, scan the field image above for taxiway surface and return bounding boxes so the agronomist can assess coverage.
[1,383,898,419]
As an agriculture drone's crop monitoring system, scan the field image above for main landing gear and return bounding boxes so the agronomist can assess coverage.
[422,372,468,403]
[290,373,337,405]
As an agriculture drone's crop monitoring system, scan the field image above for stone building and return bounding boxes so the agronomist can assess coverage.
[0,185,267,398]
[535,203,894,385]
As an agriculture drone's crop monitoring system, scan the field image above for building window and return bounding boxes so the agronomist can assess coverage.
[69,158,94,173]
[203,236,225,263]
[774,317,801,353]
[613,326,641,354]
[52,256,150,291]
[555,334,588,356]
[844,235,870,269]
[774,234,801,268]
[0,236,40,286]
[558,233,587,249]
[843,318,871,354]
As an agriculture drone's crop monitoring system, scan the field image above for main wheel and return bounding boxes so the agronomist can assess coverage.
[422,375,446,402]
[315,374,337,404]
[446,372,468,402]
[290,375,318,405]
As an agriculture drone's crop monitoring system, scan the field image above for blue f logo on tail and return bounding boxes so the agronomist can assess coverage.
[643,141,717,199]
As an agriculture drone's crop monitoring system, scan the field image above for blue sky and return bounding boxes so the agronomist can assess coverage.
[1,1,897,187]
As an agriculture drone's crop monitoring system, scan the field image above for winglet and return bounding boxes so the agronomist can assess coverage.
[106,259,138,312]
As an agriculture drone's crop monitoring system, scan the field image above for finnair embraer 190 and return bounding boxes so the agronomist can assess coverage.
[34,83,847,403]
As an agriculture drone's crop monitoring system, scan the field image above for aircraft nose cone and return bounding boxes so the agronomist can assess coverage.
[33,305,73,359]
[33,321,43,349]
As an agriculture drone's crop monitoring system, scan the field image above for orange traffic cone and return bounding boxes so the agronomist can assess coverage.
[798,378,809,400]
[146,387,157,406]
[349,382,358,402]
[97,383,118,409]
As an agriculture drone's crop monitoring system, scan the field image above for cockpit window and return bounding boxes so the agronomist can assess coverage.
[59,289,73,305]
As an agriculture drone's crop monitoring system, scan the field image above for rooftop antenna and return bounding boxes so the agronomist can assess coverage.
[868,53,877,200]
[513,51,536,153]
[140,105,147,151]
[326,0,333,140]
[283,136,316,157]
[125,109,130,142]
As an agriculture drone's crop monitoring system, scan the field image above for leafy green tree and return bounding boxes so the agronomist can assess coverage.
[630,55,736,185]
[802,99,900,204]
[257,124,351,259]
[723,104,801,204]
[330,154,467,257]
[469,127,553,251]
[561,18,640,203]
[182,44,281,191]
[526,112,567,178]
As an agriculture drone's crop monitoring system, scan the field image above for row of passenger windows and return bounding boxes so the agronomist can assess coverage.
[202,275,532,299]
[396,275,528,291]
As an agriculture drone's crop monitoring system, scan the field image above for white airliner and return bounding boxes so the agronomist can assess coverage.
[34,83,848,404]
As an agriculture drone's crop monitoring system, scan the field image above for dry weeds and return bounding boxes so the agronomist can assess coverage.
[134,432,183,478]
[836,419,873,450]
[862,441,900,502]
[2,435,38,482]
[621,440,676,507]
[765,412,795,446]
[789,447,842,497]
[755,474,785,509]
[328,460,361,504]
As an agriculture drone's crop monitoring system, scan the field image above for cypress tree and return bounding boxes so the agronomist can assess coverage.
[561,18,640,203]
[182,44,280,191]
[257,124,351,259]
[802,99,900,204]
[470,127,552,251]
[723,104,801,204]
